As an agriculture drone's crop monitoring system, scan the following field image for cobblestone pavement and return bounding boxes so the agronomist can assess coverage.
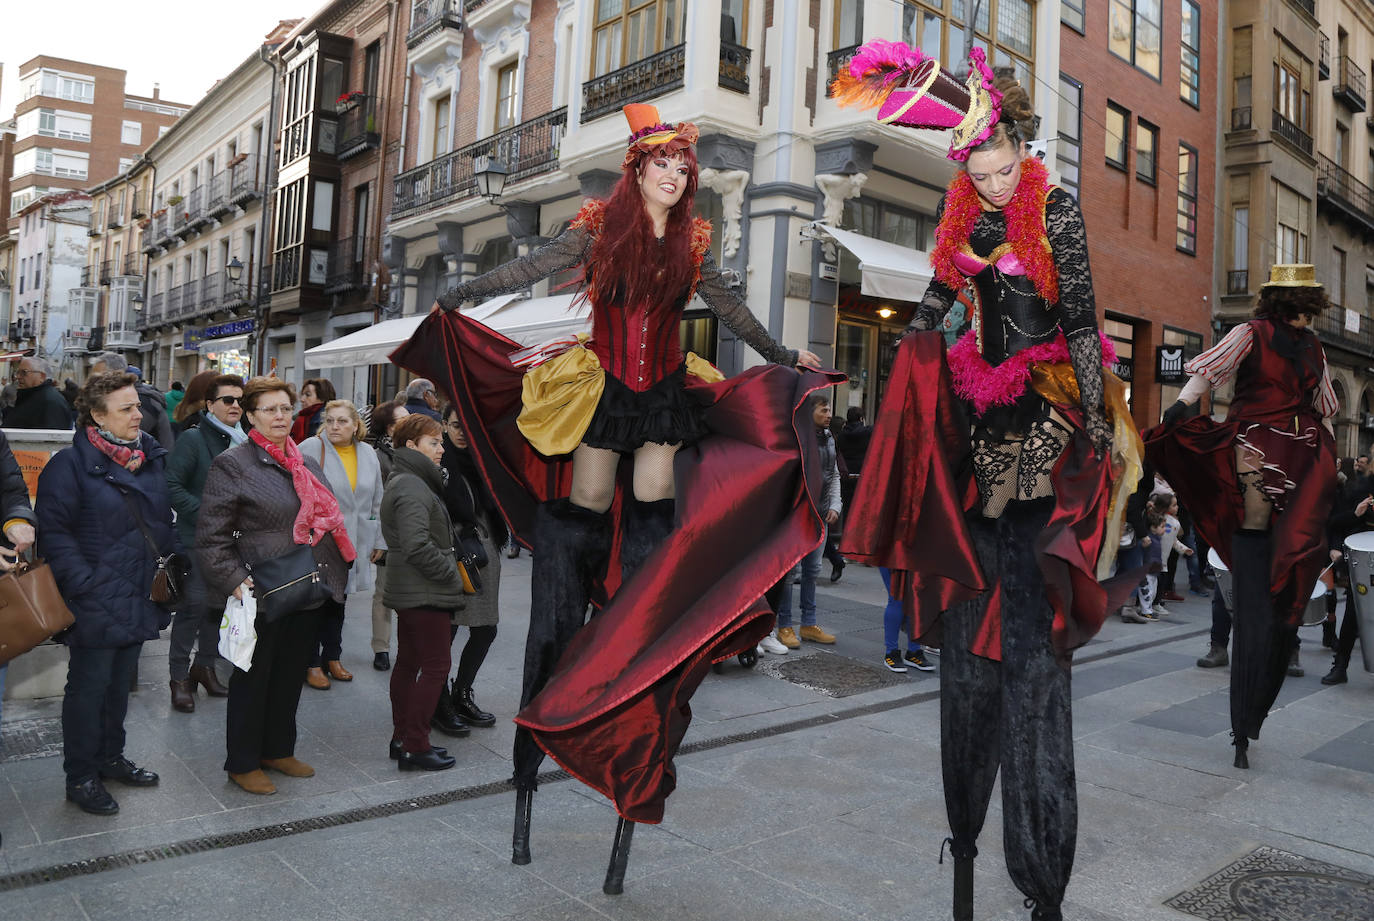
[1,560,1371,920]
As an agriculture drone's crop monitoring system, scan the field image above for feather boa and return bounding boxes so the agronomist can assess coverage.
[829,39,929,109]
[947,329,1117,417]
[931,156,1059,304]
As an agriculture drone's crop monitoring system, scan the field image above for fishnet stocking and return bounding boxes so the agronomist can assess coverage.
[631,442,680,501]
[567,442,682,512]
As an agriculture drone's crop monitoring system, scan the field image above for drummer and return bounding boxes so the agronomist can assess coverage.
[1323,471,1374,685]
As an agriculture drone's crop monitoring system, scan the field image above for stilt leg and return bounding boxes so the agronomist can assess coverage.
[602,817,636,895]
[1233,734,1249,770]
[953,855,974,921]
[512,787,534,865]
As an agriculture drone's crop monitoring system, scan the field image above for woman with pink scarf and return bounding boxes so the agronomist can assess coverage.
[197,377,356,796]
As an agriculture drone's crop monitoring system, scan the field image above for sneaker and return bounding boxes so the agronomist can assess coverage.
[1287,648,1304,678]
[904,649,935,671]
[758,633,789,655]
[1139,608,1159,621]
[798,624,836,644]
[1196,644,1229,668]
[776,626,801,649]
[1152,604,1171,618]
[883,650,908,672]
[922,645,941,657]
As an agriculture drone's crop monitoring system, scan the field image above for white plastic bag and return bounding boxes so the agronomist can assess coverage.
[219,586,257,672]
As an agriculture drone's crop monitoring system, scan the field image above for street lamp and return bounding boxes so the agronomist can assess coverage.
[473,155,509,202]
[226,257,245,284]
[131,292,145,311]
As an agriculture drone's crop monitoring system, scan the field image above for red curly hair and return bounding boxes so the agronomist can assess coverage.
[584,147,700,316]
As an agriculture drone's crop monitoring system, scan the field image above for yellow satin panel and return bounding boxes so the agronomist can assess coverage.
[518,344,606,457]
[684,352,725,383]
[1030,362,1144,578]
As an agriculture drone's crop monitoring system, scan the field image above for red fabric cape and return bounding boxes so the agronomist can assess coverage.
[390,309,844,822]
[841,332,1132,664]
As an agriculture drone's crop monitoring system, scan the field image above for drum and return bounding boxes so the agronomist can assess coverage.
[1343,531,1374,673]
[1208,548,1233,613]
[1302,576,1329,627]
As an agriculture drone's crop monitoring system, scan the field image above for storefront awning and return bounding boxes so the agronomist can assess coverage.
[303,293,589,369]
[0,351,31,363]
[813,223,933,302]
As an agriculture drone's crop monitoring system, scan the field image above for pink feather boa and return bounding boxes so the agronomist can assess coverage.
[947,329,1118,417]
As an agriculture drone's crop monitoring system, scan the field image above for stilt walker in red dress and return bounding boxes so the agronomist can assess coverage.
[1146,264,1338,769]
[391,104,837,893]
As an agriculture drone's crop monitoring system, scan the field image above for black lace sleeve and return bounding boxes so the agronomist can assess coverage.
[435,226,593,310]
[696,251,798,366]
[911,196,955,332]
[1046,188,1097,338]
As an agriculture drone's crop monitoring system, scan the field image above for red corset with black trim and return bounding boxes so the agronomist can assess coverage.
[589,300,686,392]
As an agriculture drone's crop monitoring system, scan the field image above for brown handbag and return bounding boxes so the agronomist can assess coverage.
[0,559,77,666]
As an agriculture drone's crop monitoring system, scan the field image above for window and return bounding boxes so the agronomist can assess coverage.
[1109,0,1162,79]
[1337,123,1349,171]
[1368,148,1374,193]
[432,96,452,157]
[1273,39,1312,133]
[121,121,142,145]
[1057,74,1082,197]
[1232,26,1252,124]
[1334,247,1347,308]
[1176,143,1197,253]
[24,70,95,103]
[841,197,932,251]
[1106,102,1130,169]
[835,0,864,48]
[1062,0,1085,33]
[1180,0,1200,106]
[722,0,748,44]
[1136,119,1158,183]
[592,0,684,78]
[1275,182,1309,264]
[900,2,1034,92]
[119,157,136,174]
[1231,206,1249,274]
[495,62,519,131]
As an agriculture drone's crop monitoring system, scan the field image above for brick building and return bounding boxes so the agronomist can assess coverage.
[1059,0,1219,429]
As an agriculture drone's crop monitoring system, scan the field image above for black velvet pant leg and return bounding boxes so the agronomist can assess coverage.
[940,515,1001,864]
[1229,530,1292,742]
[997,501,1075,912]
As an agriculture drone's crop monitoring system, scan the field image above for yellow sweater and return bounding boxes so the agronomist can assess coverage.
[335,442,358,491]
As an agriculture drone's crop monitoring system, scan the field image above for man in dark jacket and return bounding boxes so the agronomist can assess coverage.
[6,357,74,429]
[90,352,174,448]
[163,374,245,713]
[403,379,442,421]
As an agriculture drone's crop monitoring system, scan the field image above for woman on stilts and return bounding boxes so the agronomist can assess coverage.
[834,41,1142,921]
[392,104,834,894]
[1146,263,1337,767]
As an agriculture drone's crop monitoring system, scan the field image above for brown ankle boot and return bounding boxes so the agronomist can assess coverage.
[325,660,353,681]
[305,667,330,690]
[189,663,229,697]
[261,756,315,777]
[228,769,276,795]
[169,678,195,713]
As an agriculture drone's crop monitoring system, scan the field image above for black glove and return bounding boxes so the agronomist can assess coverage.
[1085,410,1113,460]
[1161,400,1190,429]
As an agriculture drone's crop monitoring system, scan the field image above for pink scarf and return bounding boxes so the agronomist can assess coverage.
[86,426,145,471]
[249,429,357,562]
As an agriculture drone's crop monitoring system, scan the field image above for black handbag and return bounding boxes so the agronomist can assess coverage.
[235,532,332,623]
[121,492,190,606]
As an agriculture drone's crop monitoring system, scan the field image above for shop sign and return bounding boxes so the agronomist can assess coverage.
[183,328,204,352]
[1155,346,1195,384]
[204,319,254,339]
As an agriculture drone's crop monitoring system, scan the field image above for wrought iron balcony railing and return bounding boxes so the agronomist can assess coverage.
[1334,55,1367,112]
[337,96,383,159]
[123,253,141,277]
[408,0,463,46]
[826,45,861,97]
[1317,153,1374,234]
[1271,109,1313,157]
[582,45,685,124]
[1226,270,1248,295]
[1230,106,1252,131]
[719,41,751,94]
[1319,32,1331,80]
[230,156,267,205]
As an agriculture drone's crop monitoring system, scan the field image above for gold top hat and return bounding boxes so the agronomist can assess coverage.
[1259,264,1322,288]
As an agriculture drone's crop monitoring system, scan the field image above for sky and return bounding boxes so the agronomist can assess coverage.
[1,0,317,120]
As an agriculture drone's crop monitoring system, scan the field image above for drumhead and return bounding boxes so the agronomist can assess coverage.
[1311,580,1326,601]
[1346,531,1374,553]
[1208,547,1228,572]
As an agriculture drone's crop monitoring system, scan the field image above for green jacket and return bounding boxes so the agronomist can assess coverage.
[165,413,237,546]
[380,447,465,612]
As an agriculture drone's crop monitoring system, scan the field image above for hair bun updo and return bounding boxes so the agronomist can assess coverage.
[994,76,1034,128]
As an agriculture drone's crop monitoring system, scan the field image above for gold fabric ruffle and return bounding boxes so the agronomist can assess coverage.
[1030,361,1143,578]
[517,340,724,457]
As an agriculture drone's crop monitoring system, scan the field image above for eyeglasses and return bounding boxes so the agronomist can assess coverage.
[253,404,293,416]
[215,395,241,405]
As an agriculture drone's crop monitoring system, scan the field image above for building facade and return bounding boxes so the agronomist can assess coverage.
[14,191,93,376]
[70,166,154,373]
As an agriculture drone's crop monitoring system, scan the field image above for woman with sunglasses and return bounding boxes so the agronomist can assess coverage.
[164,374,246,714]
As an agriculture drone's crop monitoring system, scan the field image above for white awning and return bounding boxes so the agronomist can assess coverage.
[303,292,590,369]
[814,223,933,302]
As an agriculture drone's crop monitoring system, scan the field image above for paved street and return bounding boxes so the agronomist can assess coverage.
[1,559,1371,920]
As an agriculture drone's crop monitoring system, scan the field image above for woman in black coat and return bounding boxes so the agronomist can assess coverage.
[38,371,179,816]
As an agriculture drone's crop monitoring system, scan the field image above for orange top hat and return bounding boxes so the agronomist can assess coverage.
[622,104,699,169]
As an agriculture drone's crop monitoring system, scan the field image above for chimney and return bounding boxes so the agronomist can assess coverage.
[153,83,160,100]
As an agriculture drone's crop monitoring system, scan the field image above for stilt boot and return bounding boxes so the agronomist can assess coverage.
[1027,900,1064,921]
[602,816,637,895]
[512,787,534,865]
[1233,734,1249,770]
[619,498,675,582]
[943,837,976,921]
[1227,529,1285,768]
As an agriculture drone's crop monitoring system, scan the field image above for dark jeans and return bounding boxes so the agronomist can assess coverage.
[224,608,321,774]
[309,597,346,667]
[168,561,220,679]
[1210,581,1232,648]
[391,607,453,754]
[454,624,497,690]
[63,644,143,784]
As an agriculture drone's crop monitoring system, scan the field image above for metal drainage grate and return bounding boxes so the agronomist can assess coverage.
[0,717,65,763]
[758,651,910,697]
[1165,845,1374,921]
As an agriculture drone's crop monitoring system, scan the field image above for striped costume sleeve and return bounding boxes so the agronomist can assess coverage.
[1184,323,1253,389]
[1314,347,1339,418]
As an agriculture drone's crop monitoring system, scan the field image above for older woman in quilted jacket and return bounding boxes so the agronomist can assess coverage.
[38,372,179,816]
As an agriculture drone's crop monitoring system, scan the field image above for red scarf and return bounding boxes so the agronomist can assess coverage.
[930,156,1059,304]
[86,426,145,471]
[250,429,357,562]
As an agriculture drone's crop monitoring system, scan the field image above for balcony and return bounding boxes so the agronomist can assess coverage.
[80,265,97,287]
[323,236,376,294]
[1315,307,1374,358]
[87,212,102,237]
[407,0,463,48]
[1316,153,1374,235]
[1271,109,1313,157]
[167,284,184,320]
[719,41,751,94]
[103,320,141,350]
[229,156,267,206]
[99,260,114,286]
[123,253,141,277]
[63,327,94,355]
[1285,0,1314,15]
[337,96,382,159]
[272,245,303,293]
[131,194,149,220]
[205,171,231,218]
[1334,56,1367,112]
[392,107,567,219]
[1230,106,1252,131]
[174,187,208,237]
[106,209,124,231]
[141,291,165,329]
[1226,270,1248,296]
[1319,32,1330,81]
[826,45,861,97]
[582,45,684,124]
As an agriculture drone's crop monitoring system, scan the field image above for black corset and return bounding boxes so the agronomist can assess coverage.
[971,265,1059,365]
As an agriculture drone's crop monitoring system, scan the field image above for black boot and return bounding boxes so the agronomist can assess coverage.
[1028,902,1063,921]
[432,682,471,738]
[1322,654,1350,685]
[1233,734,1249,770]
[603,816,637,895]
[452,686,496,727]
[1322,615,1337,648]
[619,498,675,582]
[512,787,534,865]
